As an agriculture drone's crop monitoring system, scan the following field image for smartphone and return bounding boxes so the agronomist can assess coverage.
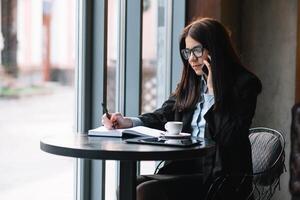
[202,55,211,76]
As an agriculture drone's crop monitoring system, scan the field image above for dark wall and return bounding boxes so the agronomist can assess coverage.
[240,1,297,199]
[186,0,221,23]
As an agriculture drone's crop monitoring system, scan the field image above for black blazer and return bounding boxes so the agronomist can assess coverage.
[138,66,262,199]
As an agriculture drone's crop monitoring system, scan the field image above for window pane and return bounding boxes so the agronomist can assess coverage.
[140,0,169,175]
[0,0,75,199]
[141,0,158,114]
[105,0,119,200]
[107,0,118,113]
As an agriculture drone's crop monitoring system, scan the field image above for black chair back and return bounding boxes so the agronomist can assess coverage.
[249,127,285,200]
[205,127,286,200]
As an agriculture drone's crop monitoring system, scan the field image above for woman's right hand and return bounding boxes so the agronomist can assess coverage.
[101,112,133,130]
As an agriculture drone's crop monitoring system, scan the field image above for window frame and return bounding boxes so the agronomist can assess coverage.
[75,0,185,199]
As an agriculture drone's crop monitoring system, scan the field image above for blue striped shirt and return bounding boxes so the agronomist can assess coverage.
[191,77,215,138]
[131,77,215,138]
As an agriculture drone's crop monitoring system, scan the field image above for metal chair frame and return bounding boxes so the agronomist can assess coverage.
[205,127,286,200]
[247,127,286,200]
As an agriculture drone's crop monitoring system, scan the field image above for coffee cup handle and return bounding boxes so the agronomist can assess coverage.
[164,123,169,131]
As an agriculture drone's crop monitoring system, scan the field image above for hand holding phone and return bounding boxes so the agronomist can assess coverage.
[202,55,211,75]
[203,55,214,94]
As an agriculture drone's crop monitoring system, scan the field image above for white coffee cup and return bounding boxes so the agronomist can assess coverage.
[164,121,183,135]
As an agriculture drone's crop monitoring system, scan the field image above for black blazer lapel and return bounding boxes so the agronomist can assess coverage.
[183,110,194,133]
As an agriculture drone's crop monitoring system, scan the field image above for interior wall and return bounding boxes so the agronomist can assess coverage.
[240,0,298,199]
[186,0,221,24]
[220,0,241,54]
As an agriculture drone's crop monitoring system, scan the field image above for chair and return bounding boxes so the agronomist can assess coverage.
[205,127,286,200]
[248,127,286,200]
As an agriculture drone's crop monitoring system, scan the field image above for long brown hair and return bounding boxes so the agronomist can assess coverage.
[174,18,243,112]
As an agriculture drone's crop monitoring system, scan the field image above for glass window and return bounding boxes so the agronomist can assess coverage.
[0,0,75,199]
[141,0,158,114]
[106,0,118,113]
[103,0,172,198]
[105,1,119,200]
[140,0,170,175]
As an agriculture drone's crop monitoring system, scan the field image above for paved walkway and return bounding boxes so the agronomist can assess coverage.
[0,84,158,200]
[0,85,74,200]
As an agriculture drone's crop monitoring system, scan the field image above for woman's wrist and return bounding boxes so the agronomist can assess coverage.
[124,117,134,128]
[207,87,214,95]
[129,117,144,127]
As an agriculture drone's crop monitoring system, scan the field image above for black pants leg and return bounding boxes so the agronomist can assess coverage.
[137,174,205,200]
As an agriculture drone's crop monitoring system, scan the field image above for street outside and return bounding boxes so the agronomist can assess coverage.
[0,85,74,200]
[0,84,157,200]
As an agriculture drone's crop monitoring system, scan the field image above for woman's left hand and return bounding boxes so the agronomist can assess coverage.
[203,57,214,94]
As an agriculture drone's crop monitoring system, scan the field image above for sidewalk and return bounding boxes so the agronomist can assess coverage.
[0,85,74,200]
[0,84,158,200]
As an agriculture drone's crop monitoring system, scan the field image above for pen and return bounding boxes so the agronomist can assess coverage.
[101,102,115,128]
[101,102,111,119]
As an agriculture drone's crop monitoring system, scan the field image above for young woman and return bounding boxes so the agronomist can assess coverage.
[102,18,262,200]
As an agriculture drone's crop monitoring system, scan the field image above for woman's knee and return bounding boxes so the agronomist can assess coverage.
[137,180,167,200]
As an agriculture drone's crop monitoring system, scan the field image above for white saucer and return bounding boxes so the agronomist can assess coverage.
[160,132,191,139]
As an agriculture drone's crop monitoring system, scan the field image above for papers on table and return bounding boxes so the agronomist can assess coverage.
[88,126,164,138]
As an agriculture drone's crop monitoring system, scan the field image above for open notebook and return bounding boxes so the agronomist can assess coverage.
[88,126,164,138]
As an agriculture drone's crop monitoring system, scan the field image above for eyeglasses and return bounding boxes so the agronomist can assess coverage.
[181,45,203,60]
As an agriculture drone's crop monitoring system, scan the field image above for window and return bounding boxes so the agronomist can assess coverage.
[76,0,185,199]
[103,0,173,198]
[0,0,75,199]
[140,0,172,175]
[105,1,118,199]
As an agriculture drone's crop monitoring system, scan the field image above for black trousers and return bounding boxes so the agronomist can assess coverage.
[136,174,206,200]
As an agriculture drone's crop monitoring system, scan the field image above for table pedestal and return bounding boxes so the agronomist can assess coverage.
[119,161,137,200]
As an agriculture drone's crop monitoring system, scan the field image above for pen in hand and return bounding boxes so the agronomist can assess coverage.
[101,102,116,129]
[101,102,111,119]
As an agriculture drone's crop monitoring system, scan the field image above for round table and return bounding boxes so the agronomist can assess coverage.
[40,134,215,200]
